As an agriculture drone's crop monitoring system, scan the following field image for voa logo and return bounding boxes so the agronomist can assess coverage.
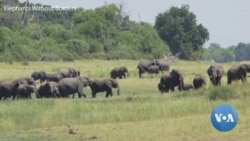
[214,113,234,122]
[210,104,238,132]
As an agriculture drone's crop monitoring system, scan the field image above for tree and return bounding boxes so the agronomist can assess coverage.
[154,5,209,60]
[234,43,250,61]
[202,43,235,62]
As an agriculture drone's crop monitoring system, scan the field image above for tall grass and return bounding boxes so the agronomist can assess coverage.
[0,60,250,140]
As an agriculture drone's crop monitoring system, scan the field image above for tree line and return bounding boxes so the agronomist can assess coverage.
[202,43,250,62]
[0,0,249,62]
[0,0,168,62]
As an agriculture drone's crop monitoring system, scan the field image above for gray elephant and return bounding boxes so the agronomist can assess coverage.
[193,76,206,89]
[89,78,120,98]
[16,77,36,86]
[227,64,250,84]
[57,76,92,98]
[60,68,80,78]
[183,84,193,90]
[156,60,170,72]
[46,73,62,82]
[37,81,60,98]
[207,64,224,86]
[16,84,38,99]
[147,65,160,75]
[110,66,129,79]
[31,71,47,83]
[0,80,20,100]
[158,69,184,93]
[137,60,156,78]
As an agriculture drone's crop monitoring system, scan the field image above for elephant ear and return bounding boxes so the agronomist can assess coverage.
[109,79,118,88]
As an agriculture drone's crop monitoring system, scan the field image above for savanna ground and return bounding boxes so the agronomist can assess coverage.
[0,60,250,141]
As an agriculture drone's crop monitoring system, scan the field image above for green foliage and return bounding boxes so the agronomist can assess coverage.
[202,43,235,62]
[154,5,209,60]
[66,39,89,58]
[0,2,169,62]
[234,43,250,61]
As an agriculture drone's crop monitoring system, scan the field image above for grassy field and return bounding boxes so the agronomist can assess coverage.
[0,60,250,141]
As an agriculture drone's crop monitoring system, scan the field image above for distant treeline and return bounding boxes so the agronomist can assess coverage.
[0,0,249,62]
[0,1,168,62]
[202,43,250,62]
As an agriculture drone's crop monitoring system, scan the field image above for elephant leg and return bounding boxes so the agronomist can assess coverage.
[92,91,96,98]
[105,88,112,98]
[170,87,174,92]
[105,91,109,98]
[227,78,232,84]
[12,94,16,100]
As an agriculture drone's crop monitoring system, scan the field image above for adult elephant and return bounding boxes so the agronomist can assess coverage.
[57,76,92,98]
[137,60,157,78]
[16,84,38,99]
[60,68,80,78]
[16,77,36,86]
[156,60,170,72]
[193,76,206,89]
[46,73,62,82]
[37,81,60,98]
[110,66,129,79]
[89,78,120,98]
[158,69,184,93]
[0,80,20,100]
[227,64,250,84]
[31,71,47,83]
[207,64,224,86]
[147,65,160,75]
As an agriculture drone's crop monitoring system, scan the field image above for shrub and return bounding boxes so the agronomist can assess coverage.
[62,53,74,62]
[41,54,59,62]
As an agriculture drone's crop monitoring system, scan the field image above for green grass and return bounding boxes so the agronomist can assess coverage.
[0,60,250,141]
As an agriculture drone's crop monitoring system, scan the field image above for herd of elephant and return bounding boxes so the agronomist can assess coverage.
[157,63,250,93]
[0,60,249,100]
[135,60,250,93]
[0,68,120,100]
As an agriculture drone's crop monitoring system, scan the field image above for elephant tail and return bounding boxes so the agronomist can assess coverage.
[117,84,120,96]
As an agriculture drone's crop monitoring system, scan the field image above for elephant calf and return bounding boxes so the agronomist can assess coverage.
[89,78,120,98]
[110,66,129,79]
[183,84,193,90]
[16,84,38,99]
[193,76,206,89]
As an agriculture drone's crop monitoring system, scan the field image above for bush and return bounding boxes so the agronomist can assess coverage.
[208,86,237,100]
[66,39,89,58]
[62,53,74,62]
[41,54,59,62]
